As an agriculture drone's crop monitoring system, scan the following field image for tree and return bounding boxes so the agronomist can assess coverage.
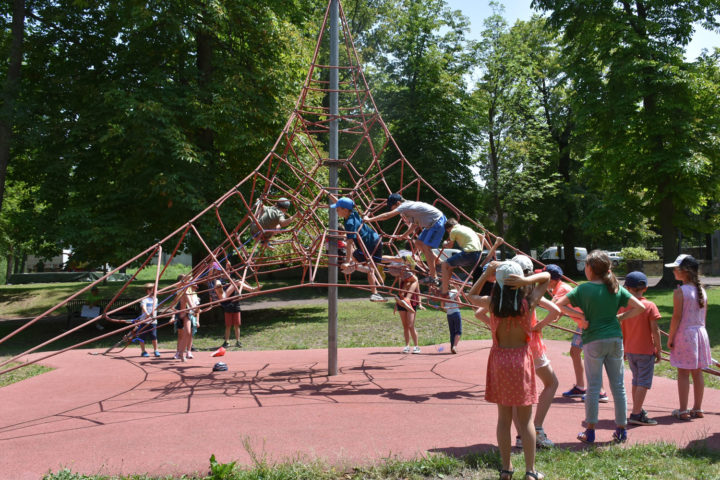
[533,0,720,285]
[367,0,480,215]
[471,6,559,245]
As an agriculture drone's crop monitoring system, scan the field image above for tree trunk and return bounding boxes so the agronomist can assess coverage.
[0,0,25,212]
[656,194,678,288]
[5,252,13,283]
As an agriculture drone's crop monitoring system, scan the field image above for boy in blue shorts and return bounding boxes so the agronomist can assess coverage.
[619,271,662,426]
[364,193,446,284]
[331,196,387,303]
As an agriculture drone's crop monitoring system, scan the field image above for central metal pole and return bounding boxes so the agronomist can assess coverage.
[327,0,339,376]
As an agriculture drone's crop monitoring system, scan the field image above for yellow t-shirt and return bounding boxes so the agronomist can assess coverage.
[449,225,482,252]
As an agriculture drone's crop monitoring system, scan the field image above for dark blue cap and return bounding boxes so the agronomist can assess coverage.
[544,264,563,280]
[624,271,648,288]
[387,193,403,209]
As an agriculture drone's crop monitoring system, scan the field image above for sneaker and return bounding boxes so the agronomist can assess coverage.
[420,276,438,285]
[628,411,657,426]
[612,428,627,443]
[221,341,229,348]
[153,350,161,357]
[141,351,149,357]
[186,352,194,359]
[577,428,595,444]
[582,393,610,403]
[412,346,421,354]
[451,346,457,354]
[562,385,586,398]
[515,436,522,448]
[535,430,554,448]
[173,352,181,360]
[402,346,411,353]
[235,341,242,348]
[369,293,387,302]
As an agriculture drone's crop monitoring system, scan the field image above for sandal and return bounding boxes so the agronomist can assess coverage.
[499,469,514,480]
[577,428,595,444]
[525,471,545,480]
[672,409,692,421]
[690,409,704,419]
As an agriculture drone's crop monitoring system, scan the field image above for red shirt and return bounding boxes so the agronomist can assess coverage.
[620,298,661,355]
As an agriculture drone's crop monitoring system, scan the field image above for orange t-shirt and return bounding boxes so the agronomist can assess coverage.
[619,298,661,355]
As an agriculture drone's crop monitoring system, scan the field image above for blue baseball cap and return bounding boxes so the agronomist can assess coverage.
[544,264,563,280]
[387,193,403,209]
[624,271,648,288]
[330,197,354,210]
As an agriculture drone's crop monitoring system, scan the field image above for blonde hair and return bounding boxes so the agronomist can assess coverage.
[144,283,155,292]
[586,250,618,294]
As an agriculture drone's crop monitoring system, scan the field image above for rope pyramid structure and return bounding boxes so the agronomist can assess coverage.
[4,0,714,379]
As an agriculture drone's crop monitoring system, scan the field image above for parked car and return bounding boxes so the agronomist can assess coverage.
[606,251,623,266]
[539,246,588,272]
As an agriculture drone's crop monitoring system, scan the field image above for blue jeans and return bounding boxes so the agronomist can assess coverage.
[583,337,626,426]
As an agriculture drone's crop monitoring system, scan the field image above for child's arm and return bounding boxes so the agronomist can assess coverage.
[649,318,662,363]
[480,236,504,266]
[474,307,491,326]
[617,295,645,323]
[667,287,684,350]
[534,297,562,331]
[554,294,589,329]
[467,261,499,302]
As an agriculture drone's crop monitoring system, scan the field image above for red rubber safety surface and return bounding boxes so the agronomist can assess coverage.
[1,340,717,479]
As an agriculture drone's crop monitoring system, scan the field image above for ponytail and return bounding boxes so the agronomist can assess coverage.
[686,268,705,308]
[602,270,619,295]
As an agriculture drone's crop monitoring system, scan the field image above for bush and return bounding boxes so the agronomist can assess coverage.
[619,247,659,261]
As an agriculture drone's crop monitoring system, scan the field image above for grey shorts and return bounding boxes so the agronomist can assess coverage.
[627,353,655,389]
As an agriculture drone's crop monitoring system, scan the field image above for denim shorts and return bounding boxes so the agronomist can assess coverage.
[418,216,446,248]
[446,250,482,267]
[626,352,655,389]
[571,327,583,349]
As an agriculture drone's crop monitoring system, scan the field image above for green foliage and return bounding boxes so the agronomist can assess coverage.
[619,247,660,261]
[208,454,237,480]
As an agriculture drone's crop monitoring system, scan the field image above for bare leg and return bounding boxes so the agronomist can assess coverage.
[677,368,690,411]
[534,363,559,428]
[418,243,438,278]
[690,369,704,411]
[440,261,452,294]
[515,405,536,475]
[224,325,231,343]
[497,405,514,475]
[234,324,241,343]
[399,311,410,346]
[405,310,418,346]
[570,345,585,388]
[631,385,649,415]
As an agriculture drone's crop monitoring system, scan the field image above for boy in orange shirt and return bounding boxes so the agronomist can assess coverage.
[619,271,662,426]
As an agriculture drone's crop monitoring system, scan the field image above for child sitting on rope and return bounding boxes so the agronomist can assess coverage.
[249,197,299,248]
[330,196,388,303]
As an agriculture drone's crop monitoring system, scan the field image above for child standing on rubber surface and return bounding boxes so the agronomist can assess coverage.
[444,288,462,354]
[137,283,160,358]
[555,250,645,444]
[468,261,560,480]
[665,254,711,421]
[618,271,662,426]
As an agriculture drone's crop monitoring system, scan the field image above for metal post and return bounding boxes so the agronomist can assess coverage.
[328,0,339,376]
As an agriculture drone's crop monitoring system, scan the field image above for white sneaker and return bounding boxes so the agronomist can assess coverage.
[186,352,194,359]
[412,346,421,354]
[402,346,411,353]
[451,346,457,354]
[369,293,387,302]
[536,430,554,448]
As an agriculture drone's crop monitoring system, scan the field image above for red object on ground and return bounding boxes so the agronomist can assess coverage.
[211,346,226,357]
[0,340,718,480]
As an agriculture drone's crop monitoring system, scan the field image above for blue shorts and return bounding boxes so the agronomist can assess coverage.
[627,353,655,389]
[446,250,481,267]
[139,324,158,342]
[571,327,583,349]
[352,240,383,263]
[418,216,446,248]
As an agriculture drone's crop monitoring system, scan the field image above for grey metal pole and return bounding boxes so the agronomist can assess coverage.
[328,0,339,376]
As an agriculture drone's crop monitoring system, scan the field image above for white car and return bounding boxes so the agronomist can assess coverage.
[607,251,623,266]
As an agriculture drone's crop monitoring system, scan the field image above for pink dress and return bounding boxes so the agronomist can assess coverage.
[670,284,711,370]
[485,306,538,406]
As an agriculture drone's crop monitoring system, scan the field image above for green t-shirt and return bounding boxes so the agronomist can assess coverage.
[566,282,632,344]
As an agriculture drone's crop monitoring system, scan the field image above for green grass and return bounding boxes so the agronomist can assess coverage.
[42,442,720,479]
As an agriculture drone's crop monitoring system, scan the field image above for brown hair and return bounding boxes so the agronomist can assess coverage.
[586,250,618,294]
[144,283,155,292]
[679,264,705,308]
[445,218,459,231]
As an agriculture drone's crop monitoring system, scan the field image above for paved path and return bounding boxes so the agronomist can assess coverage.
[1,340,718,479]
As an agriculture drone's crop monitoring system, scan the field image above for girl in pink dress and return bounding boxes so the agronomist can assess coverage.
[666,255,711,420]
[468,261,560,480]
